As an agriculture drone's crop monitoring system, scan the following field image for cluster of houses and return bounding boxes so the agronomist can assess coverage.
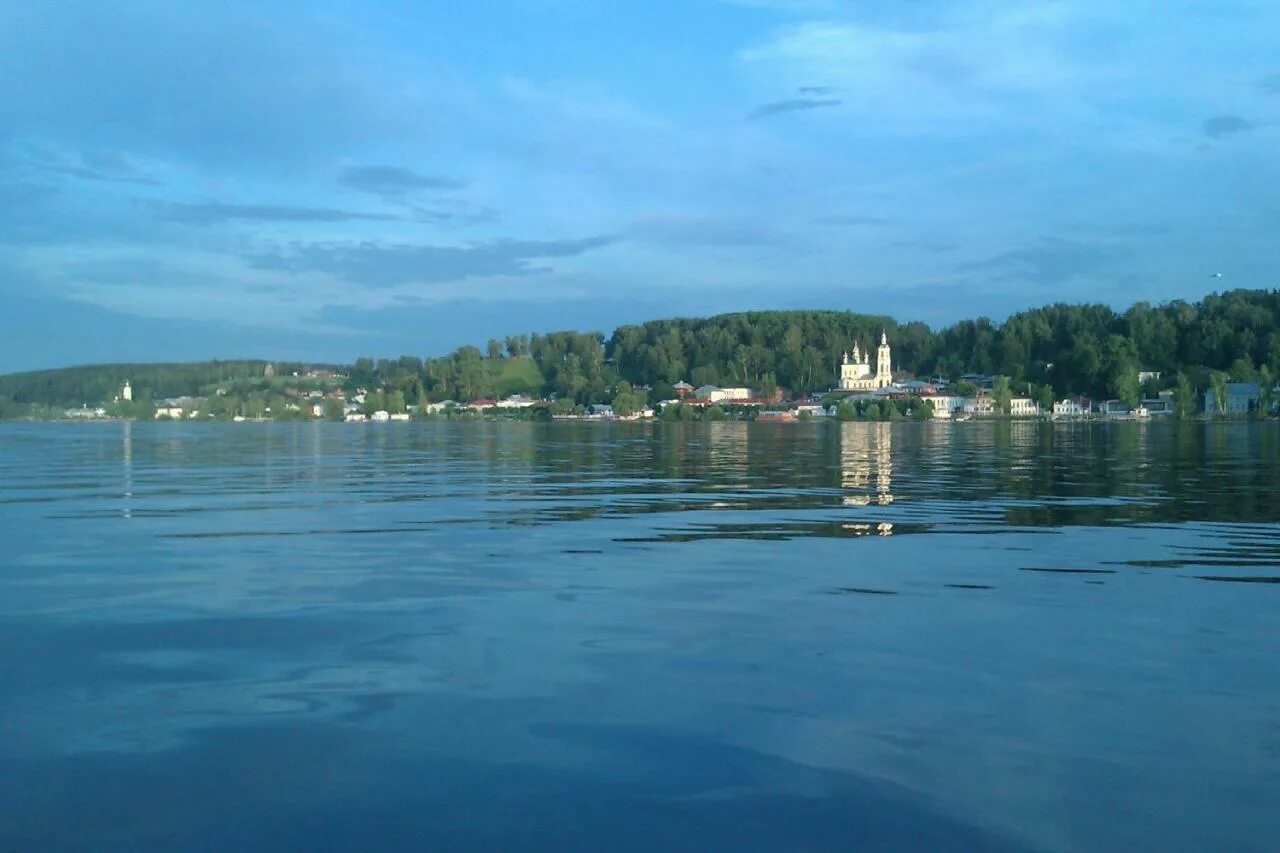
[55,345,1275,423]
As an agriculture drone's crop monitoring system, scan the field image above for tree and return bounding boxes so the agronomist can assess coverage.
[758,371,778,401]
[1209,371,1228,416]
[1033,383,1055,413]
[487,339,504,361]
[323,397,345,420]
[1257,365,1275,418]
[611,381,646,417]
[992,376,1013,415]
[1172,373,1196,419]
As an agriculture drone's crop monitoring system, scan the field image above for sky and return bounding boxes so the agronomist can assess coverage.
[2,0,1278,371]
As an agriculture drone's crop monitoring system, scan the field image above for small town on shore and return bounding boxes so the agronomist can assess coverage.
[43,330,1278,425]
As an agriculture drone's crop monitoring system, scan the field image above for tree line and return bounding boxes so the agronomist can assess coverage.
[2,289,1278,414]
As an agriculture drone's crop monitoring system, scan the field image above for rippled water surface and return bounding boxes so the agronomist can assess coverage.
[2,421,1279,851]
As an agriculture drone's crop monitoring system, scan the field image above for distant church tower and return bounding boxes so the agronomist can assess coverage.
[838,331,893,391]
[122,381,133,402]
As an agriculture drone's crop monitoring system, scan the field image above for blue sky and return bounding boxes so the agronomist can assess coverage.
[2,0,1277,370]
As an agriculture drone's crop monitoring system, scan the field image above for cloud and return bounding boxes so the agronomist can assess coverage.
[958,238,1125,285]
[0,3,435,171]
[796,86,838,95]
[338,166,466,199]
[748,97,842,120]
[816,214,888,227]
[149,201,401,225]
[408,201,499,227]
[1202,115,1255,138]
[630,214,787,247]
[249,235,618,287]
[23,148,161,185]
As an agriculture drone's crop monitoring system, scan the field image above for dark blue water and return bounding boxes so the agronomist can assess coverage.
[2,421,1278,851]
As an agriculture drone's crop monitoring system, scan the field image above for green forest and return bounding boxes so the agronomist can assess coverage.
[2,289,1278,417]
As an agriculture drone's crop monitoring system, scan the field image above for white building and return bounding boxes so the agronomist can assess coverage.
[839,332,893,391]
[920,394,967,419]
[121,381,133,402]
[694,386,751,403]
[370,410,391,422]
[495,394,538,409]
[1052,398,1089,418]
[1009,397,1040,417]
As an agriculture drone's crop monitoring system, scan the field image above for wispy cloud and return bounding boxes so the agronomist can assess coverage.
[816,214,888,227]
[796,85,838,95]
[1202,115,1255,138]
[27,150,161,186]
[150,201,401,225]
[338,166,466,199]
[748,97,841,120]
[249,235,618,287]
[958,238,1125,285]
[630,213,785,247]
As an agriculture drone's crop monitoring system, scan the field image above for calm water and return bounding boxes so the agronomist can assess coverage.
[2,421,1279,851]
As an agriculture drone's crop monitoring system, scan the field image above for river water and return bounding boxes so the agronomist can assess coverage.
[1,421,1278,851]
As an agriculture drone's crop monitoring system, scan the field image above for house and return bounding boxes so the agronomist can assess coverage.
[1009,397,1040,417]
[693,385,751,403]
[345,413,366,422]
[1052,397,1090,418]
[1138,370,1162,385]
[389,413,411,421]
[495,394,538,409]
[792,402,831,418]
[1141,391,1175,416]
[1095,399,1132,417]
[967,394,995,416]
[154,406,185,419]
[673,381,694,399]
[370,410,391,422]
[424,400,457,414]
[1204,383,1261,416]
[920,394,967,419]
[586,404,615,418]
[467,399,497,411]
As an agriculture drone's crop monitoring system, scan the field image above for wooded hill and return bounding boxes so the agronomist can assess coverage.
[2,289,1278,411]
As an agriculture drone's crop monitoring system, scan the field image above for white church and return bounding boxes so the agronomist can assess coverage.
[839,332,893,391]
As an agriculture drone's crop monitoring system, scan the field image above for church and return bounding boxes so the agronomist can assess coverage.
[839,331,893,391]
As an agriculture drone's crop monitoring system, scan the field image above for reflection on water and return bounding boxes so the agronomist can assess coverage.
[1,420,1279,851]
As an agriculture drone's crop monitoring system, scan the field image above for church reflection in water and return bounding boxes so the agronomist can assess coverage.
[839,422,894,535]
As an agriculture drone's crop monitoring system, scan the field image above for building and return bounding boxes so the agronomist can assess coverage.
[693,386,751,403]
[121,381,133,402]
[920,394,967,419]
[495,394,538,409]
[1052,398,1090,418]
[673,382,694,398]
[1009,397,1040,418]
[1204,383,1261,415]
[839,332,893,391]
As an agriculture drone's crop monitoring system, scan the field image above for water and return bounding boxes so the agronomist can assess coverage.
[1,420,1278,851]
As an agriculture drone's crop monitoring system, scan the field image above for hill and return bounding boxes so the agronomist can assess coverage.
[1,289,1278,414]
